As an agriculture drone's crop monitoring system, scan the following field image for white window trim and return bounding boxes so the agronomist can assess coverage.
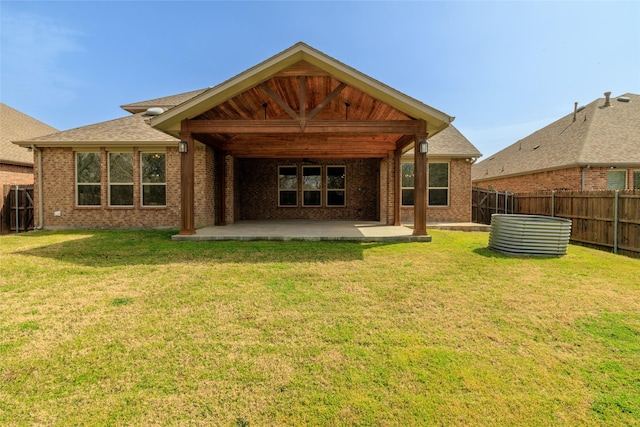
[427,161,450,208]
[326,165,346,207]
[278,165,298,207]
[140,152,167,207]
[75,151,101,207]
[108,152,134,207]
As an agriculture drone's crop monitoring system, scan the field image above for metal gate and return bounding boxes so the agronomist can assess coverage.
[1,185,34,234]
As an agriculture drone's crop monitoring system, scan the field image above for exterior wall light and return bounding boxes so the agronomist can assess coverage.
[418,139,428,154]
[178,140,188,153]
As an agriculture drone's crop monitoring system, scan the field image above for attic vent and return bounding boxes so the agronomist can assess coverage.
[144,107,164,116]
[533,145,540,150]
[617,96,631,103]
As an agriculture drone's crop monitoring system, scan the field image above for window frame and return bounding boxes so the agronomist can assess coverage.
[75,151,102,207]
[427,162,450,207]
[633,170,640,190]
[302,165,322,207]
[401,161,415,206]
[326,165,346,207]
[140,151,167,207]
[278,165,298,207]
[606,169,627,190]
[108,152,134,207]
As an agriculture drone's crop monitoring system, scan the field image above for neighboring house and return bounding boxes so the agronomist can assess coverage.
[1,103,57,186]
[15,42,480,234]
[472,92,640,193]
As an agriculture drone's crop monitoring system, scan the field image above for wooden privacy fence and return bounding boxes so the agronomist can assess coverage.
[472,187,515,225]
[514,190,640,258]
[1,185,34,234]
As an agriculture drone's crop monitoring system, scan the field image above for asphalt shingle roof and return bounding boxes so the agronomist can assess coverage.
[472,93,640,181]
[17,113,178,145]
[1,103,58,165]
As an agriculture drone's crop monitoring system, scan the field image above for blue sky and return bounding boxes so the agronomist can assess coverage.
[1,1,639,157]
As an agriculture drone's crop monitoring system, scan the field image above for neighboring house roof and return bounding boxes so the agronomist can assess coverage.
[473,93,640,182]
[120,88,209,114]
[1,103,57,165]
[14,113,178,148]
[150,42,455,138]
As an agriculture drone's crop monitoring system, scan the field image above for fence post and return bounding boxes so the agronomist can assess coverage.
[613,190,619,254]
[15,186,20,234]
[551,190,555,217]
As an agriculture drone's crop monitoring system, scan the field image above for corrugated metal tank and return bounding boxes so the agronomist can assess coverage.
[489,214,572,256]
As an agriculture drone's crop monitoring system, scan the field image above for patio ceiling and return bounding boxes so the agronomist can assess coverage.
[152,43,453,159]
[190,63,417,158]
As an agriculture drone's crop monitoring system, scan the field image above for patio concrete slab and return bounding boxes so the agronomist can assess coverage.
[171,220,489,242]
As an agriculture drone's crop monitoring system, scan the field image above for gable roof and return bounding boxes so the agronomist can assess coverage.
[13,113,178,147]
[150,42,454,137]
[120,88,208,114]
[403,124,481,159]
[472,93,640,181]
[1,103,58,165]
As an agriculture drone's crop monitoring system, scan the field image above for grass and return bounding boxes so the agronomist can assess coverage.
[1,229,639,426]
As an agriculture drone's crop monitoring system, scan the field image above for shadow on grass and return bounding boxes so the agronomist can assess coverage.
[473,246,565,260]
[15,229,395,267]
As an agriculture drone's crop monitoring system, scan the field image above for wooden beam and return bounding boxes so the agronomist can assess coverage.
[307,82,346,121]
[395,134,415,151]
[186,119,422,134]
[260,83,298,120]
[179,122,196,235]
[413,128,428,236]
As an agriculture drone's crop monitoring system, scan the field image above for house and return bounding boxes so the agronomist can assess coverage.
[472,92,640,193]
[1,103,57,187]
[14,42,480,234]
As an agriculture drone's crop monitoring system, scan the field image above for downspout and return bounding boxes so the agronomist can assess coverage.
[32,145,44,230]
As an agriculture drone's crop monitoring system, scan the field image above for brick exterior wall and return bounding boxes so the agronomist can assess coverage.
[0,163,34,186]
[36,146,181,229]
[235,158,379,221]
[400,158,473,223]
[473,166,639,193]
[194,144,215,228]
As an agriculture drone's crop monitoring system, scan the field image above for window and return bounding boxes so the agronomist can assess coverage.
[401,162,414,206]
[109,153,133,206]
[326,166,345,206]
[607,170,626,190]
[633,171,640,190]
[428,162,449,206]
[141,152,166,206]
[76,152,101,206]
[303,166,322,206]
[279,166,297,206]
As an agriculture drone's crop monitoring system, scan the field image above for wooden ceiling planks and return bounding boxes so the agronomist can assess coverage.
[190,62,419,158]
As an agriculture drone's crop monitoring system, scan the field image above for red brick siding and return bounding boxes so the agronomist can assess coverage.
[473,166,637,193]
[37,147,181,229]
[0,163,34,186]
[194,144,215,228]
[235,158,379,221]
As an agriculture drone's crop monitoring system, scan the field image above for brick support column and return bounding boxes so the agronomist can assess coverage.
[179,121,196,235]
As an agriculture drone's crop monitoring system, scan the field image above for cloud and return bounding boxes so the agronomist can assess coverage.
[1,11,84,107]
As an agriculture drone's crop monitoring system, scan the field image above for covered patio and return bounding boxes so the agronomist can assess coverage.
[151,43,456,237]
[171,220,489,242]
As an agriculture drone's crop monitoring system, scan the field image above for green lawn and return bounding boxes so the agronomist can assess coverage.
[1,230,639,426]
